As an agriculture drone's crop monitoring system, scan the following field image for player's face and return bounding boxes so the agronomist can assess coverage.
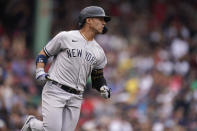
[89,17,106,34]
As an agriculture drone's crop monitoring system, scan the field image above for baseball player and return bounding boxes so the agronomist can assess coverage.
[21,6,111,131]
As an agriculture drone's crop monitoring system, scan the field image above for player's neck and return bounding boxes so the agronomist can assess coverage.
[79,28,95,41]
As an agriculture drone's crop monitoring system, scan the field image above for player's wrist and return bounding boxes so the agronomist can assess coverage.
[36,68,47,79]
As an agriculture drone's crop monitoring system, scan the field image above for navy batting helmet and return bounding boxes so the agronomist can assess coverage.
[78,6,111,33]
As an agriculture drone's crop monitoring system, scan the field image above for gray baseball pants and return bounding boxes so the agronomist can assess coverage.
[29,81,83,131]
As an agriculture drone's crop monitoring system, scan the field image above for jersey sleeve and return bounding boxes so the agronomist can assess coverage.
[44,31,67,57]
[94,49,107,69]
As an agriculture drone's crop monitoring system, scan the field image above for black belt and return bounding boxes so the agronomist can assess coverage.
[51,81,81,95]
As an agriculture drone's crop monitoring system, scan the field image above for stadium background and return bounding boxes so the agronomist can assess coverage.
[0,0,197,130]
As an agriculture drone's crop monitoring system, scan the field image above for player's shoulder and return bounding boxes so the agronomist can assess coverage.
[55,30,78,35]
[53,31,68,39]
[55,30,80,39]
[65,30,82,38]
[67,30,79,34]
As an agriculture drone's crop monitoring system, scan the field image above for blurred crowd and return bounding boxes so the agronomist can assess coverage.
[0,0,197,131]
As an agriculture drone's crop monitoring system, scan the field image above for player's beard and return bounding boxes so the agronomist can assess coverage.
[93,28,101,35]
[91,25,103,35]
[97,26,104,34]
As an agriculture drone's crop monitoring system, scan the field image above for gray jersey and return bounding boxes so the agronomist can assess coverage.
[43,30,107,91]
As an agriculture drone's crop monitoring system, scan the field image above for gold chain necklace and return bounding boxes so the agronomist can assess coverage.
[80,31,88,41]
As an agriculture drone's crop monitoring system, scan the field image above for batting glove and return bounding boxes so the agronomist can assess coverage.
[100,85,111,99]
[36,68,48,84]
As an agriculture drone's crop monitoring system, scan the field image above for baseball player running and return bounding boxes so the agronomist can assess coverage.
[21,6,111,131]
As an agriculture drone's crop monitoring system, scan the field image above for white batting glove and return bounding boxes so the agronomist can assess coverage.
[100,85,111,99]
[36,68,48,84]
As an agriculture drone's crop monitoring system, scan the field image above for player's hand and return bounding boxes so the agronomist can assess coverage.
[36,68,49,84]
[100,85,111,99]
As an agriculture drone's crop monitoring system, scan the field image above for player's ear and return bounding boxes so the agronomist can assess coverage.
[86,18,92,24]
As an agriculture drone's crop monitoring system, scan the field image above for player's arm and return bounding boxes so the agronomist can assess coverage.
[36,49,48,68]
[91,69,111,99]
[35,49,49,84]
